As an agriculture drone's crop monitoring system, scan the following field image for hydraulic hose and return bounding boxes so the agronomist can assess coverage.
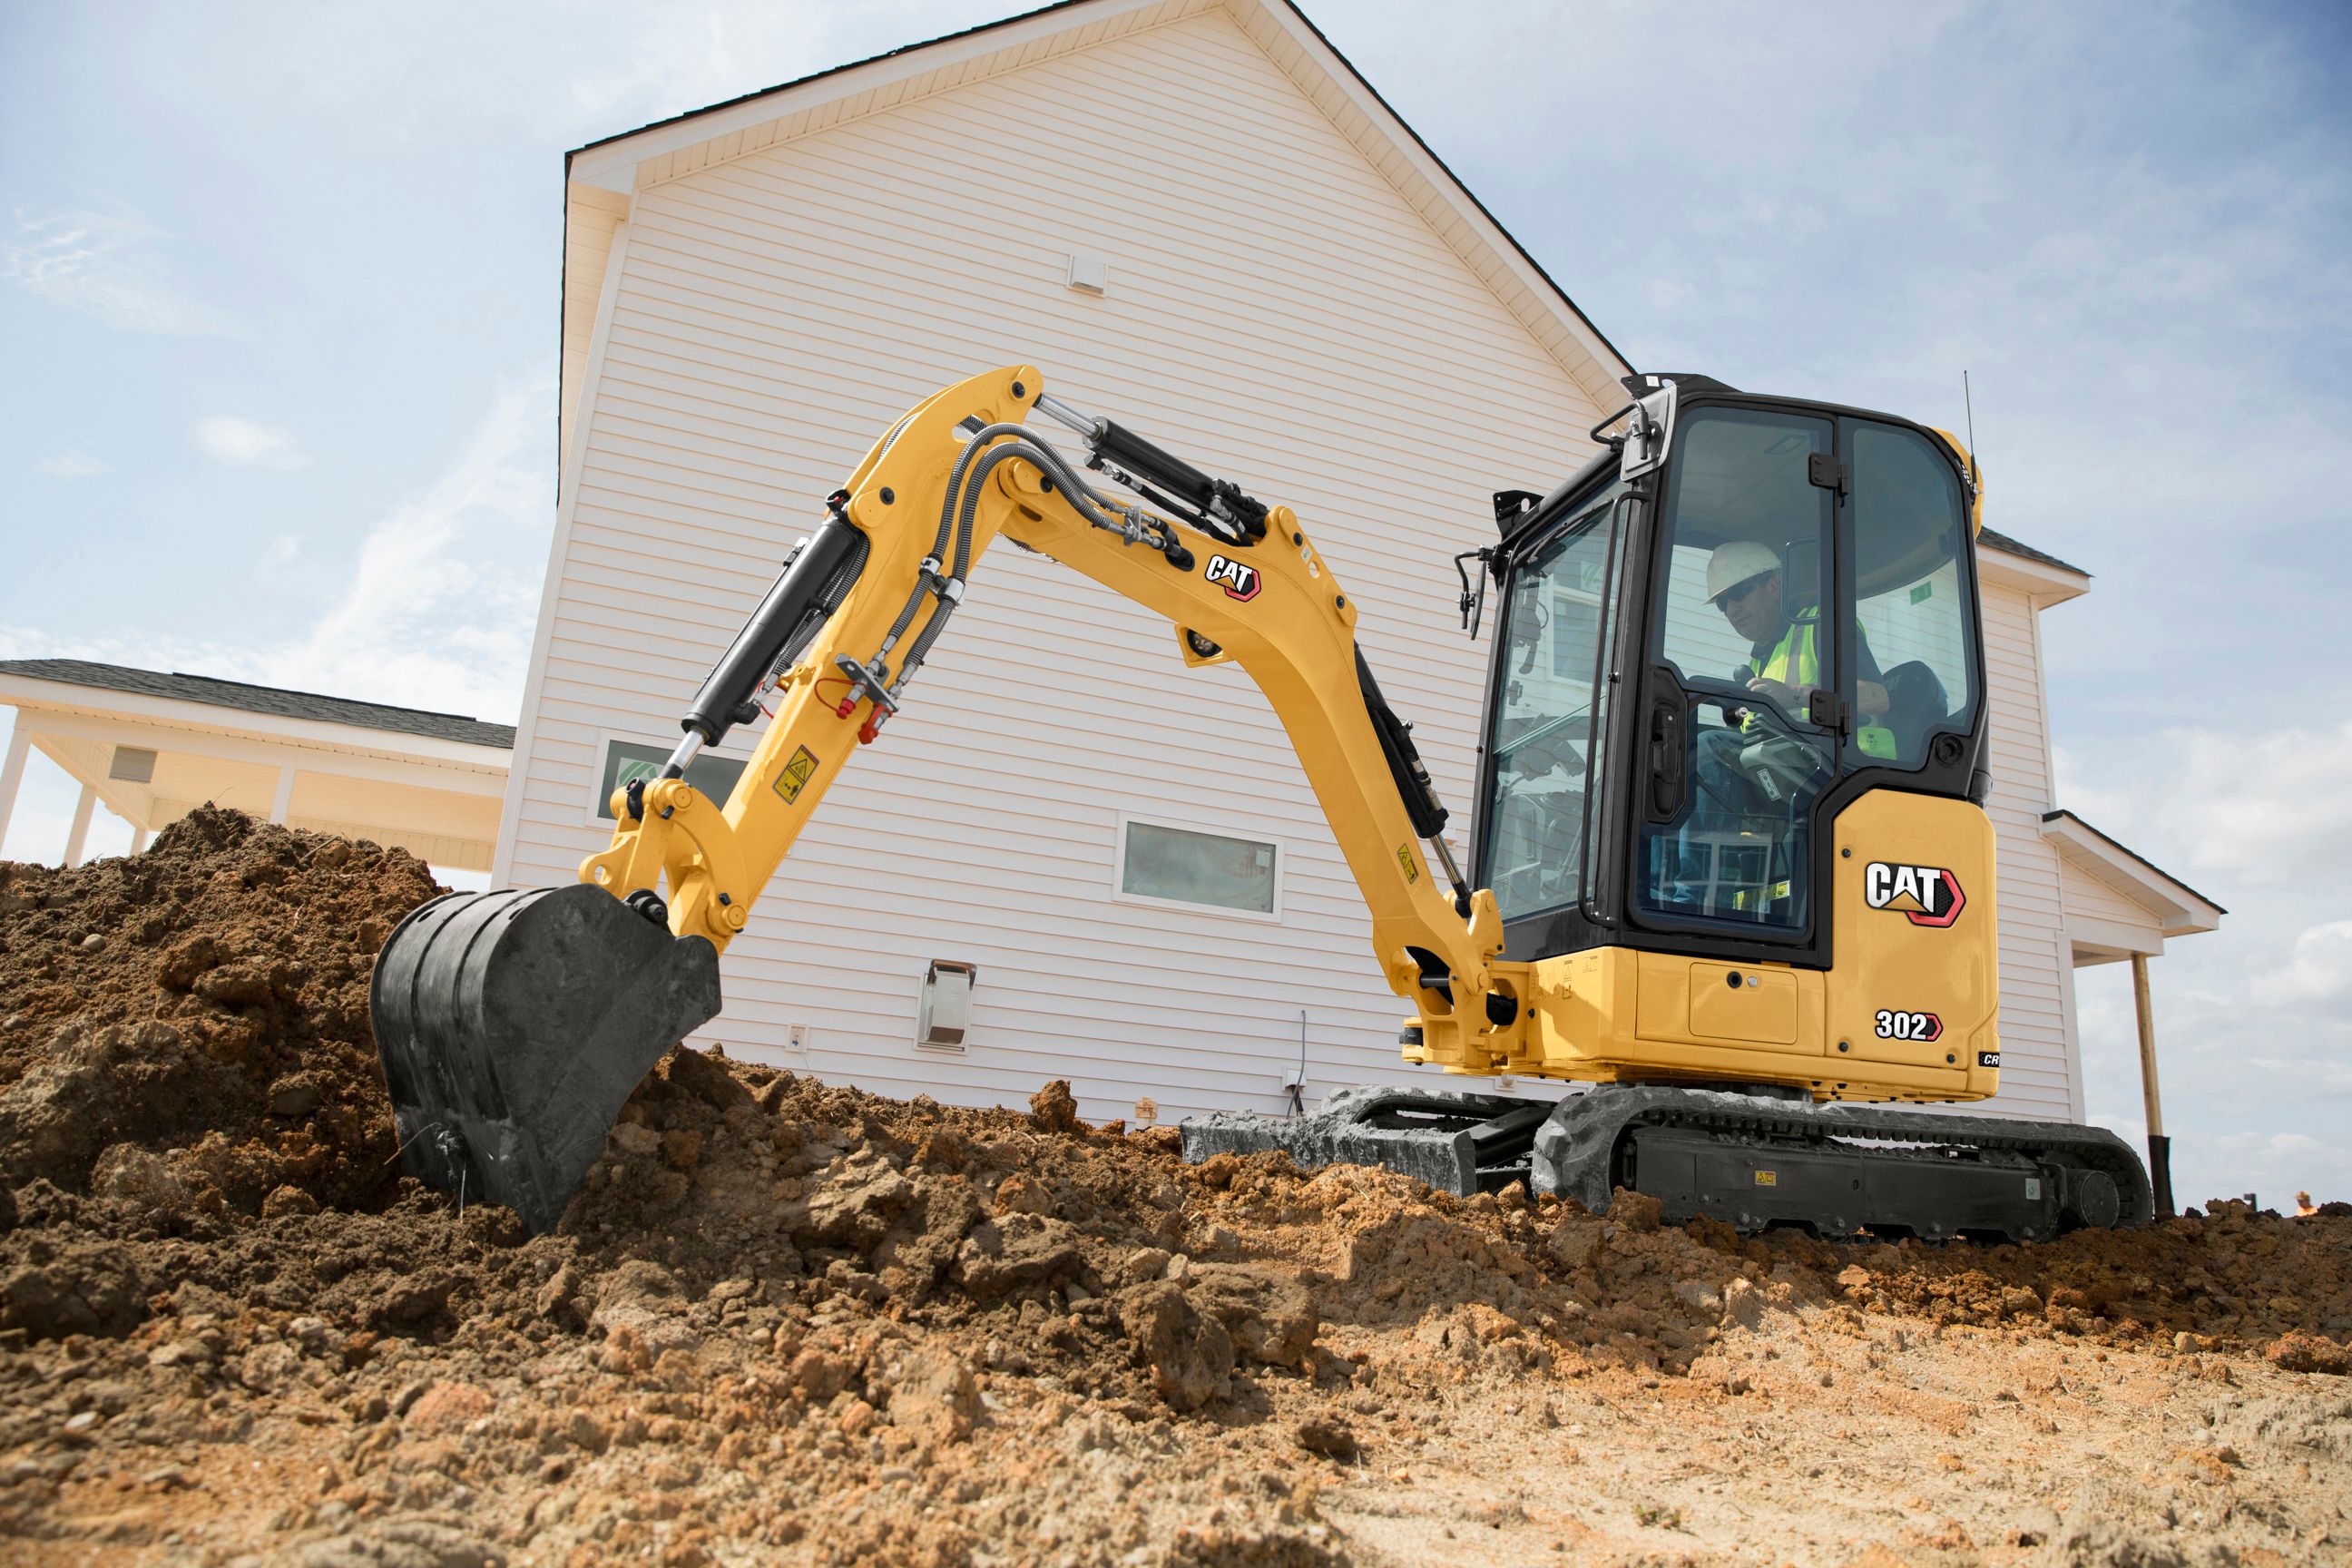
[888,428,1137,694]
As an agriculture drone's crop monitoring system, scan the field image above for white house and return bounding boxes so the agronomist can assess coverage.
[491,0,2219,1131]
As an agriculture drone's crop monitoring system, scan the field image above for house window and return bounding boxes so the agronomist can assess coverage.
[1116,817,1280,917]
[593,738,749,822]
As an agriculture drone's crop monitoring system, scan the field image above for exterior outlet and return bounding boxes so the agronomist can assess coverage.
[785,1024,808,1053]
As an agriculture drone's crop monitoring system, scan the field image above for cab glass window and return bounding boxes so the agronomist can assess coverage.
[1482,482,1624,922]
[1843,422,1978,769]
[1633,407,1835,931]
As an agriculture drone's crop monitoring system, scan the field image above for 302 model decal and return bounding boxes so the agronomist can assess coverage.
[1863,860,1965,927]
[1873,1008,1943,1042]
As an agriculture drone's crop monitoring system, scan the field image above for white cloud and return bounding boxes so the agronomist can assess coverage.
[2053,720,2352,886]
[195,416,310,471]
[2262,921,2352,1004]
[0,377,551,725]
[260,534,304,569]
[35,447,107,478]
[4,205,234,337]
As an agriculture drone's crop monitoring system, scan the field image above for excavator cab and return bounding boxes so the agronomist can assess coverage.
[1474,377,1986,965]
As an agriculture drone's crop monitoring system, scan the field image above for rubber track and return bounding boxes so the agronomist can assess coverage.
[1530,1085,2155,1230]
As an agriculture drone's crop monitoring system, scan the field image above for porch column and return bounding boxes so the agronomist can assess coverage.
[63,783,97,867]
[0,718,28,849]
[2130,953,2173,1217]
[269,766,297,826]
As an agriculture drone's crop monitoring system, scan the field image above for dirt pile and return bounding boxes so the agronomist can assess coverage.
[0,804,434,1233]
[1,809,2348,1567]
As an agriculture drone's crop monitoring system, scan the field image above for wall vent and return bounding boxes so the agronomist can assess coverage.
[109,747,157,784]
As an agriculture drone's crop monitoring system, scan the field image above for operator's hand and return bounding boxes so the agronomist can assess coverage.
[1745,676,1806,713]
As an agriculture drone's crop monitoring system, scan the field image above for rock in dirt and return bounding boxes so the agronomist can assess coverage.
[1187,1262,1319,1367]
[1294,1416,1359,1461]
[1119,1279,1235,1411]
[884,1344,981,1442]
[953,1212,1085,1298]
[2264,1329,2349,1375]
[1028,1077,1083,1134]
[0,1241,146,1338]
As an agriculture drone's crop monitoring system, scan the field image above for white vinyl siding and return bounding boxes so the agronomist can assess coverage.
[507,9,1611,1124]
[1974,577,2080,1122]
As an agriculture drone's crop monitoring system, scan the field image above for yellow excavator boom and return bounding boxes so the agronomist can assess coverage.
[585,364,1512,1054]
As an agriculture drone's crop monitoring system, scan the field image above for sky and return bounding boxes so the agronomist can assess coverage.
[4,0,2348,1212]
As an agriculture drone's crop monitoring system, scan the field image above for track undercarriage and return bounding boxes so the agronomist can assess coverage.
[1182,1083,2152,1242]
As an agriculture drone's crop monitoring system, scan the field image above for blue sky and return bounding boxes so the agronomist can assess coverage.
[5,1,2348,1210]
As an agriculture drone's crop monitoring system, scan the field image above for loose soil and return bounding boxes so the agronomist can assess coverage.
[1,808,2347,1567]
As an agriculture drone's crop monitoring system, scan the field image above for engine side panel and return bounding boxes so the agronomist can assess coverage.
[1823,790,2001,1093]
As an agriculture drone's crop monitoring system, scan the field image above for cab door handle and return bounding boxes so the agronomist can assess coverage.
[1646,699,1686,822]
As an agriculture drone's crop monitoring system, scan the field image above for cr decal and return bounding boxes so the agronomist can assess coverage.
[1863,861,1965,927]
[1873,1009,1943,1042]
[1204,554,1261,602]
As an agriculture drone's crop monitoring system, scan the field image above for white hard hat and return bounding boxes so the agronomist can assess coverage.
[1706,541,1780,602]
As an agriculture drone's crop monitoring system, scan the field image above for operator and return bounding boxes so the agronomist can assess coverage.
[1706,540,1888,728]
[1658,543,1894,917]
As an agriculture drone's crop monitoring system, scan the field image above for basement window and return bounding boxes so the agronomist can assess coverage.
[1115,815,1280,919]
[592,738,748,823]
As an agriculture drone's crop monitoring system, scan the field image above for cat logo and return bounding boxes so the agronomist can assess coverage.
[1204,554,1261,603]
[1863,860,1966,927]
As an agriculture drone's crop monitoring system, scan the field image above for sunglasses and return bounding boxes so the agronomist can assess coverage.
[1711,573,1775,612]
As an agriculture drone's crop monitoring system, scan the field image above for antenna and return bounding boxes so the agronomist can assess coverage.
[1962,370,1981,494]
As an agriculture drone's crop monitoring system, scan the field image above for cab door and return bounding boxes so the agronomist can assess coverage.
[1630,405,1841,947]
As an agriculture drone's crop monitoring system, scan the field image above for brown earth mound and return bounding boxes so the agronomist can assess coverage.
[0,809,2347,1566]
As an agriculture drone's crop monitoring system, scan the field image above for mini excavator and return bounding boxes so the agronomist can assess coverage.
[372,365,2151,1239]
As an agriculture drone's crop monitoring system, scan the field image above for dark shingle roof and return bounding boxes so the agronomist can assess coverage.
[1979,527,2087,578]
[0,660,515,750]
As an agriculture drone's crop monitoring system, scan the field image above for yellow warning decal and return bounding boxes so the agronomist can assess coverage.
[1753,1170,1778,1187]
[772,746,820,804]
[1396,843,1418,884]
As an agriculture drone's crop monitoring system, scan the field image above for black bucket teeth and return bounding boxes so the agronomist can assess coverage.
[368,884,723,1234]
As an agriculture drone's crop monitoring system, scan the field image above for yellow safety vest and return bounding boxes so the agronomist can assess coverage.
[1744,616,1896,759]
[1749,618,1819,691]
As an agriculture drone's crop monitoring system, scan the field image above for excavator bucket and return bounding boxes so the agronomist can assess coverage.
[368,884,723,1233]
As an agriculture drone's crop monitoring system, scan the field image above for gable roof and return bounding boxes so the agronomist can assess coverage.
[1980,527,2085,578]
[558,0,1634,464]
[2042,808,2225,929]
[0,660,516,751]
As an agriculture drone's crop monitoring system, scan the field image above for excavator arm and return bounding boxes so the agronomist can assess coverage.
[590,365,1508,1027]
[372,365,1515,1230]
